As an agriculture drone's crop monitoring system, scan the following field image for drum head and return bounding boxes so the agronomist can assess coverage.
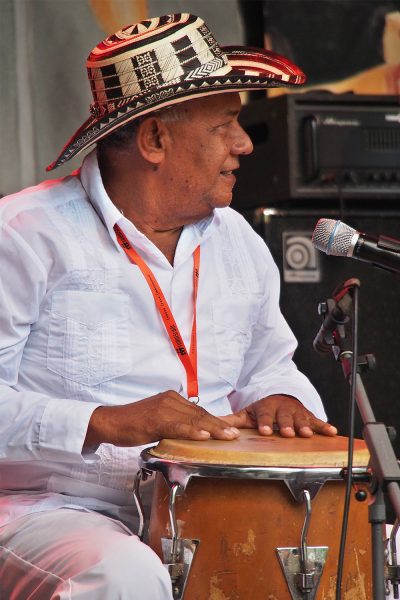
[149,429,369,467]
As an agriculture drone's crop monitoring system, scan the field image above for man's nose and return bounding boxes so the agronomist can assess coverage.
[232,124,253,156]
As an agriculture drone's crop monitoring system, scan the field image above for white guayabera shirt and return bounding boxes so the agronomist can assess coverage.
[0,150,326,527]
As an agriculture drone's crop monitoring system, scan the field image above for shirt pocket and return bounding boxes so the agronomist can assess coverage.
[212,296,261,387]
[47,290,132,386]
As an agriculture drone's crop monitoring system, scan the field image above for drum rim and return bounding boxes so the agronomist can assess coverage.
[139,448,370,492]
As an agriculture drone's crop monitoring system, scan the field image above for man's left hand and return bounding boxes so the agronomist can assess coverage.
[223,395,337,438]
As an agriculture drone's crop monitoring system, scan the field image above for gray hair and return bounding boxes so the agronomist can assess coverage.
[96,104,188,153]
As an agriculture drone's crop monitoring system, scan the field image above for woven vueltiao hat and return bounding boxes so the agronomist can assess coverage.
[47,13,306,171]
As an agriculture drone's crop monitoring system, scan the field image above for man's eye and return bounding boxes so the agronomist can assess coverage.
[210,120,234,133]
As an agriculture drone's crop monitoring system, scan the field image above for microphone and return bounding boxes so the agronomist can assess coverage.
[312,219,400,275]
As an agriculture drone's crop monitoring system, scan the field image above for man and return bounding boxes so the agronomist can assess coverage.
[0,13,336,599]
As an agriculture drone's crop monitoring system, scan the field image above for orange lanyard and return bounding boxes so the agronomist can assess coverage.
[114,223,200,403]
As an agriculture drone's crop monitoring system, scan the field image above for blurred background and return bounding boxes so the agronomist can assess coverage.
[2,0,400,516]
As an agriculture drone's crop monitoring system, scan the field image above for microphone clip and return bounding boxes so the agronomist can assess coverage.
[313,278,360,357]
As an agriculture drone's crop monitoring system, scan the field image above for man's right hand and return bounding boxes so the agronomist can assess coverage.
[84,390,240,449]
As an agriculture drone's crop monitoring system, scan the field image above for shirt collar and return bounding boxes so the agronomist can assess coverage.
[79,148,222,256]
[79,149,125,252]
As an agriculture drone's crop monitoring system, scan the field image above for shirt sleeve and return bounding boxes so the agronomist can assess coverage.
[228,226,327,420]
[0,221,100,463]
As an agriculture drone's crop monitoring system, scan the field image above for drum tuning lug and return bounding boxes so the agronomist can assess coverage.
[276,489,328,599]
[133,469,148,540]
[166,560,184,581]
[295,569,316,593]
[142,468,153,481]
[385,519,400,599]
[160,482,200,599]
[276,547,328,600]
[161,537,200,600]
[385,565,400,600]
[284,481,324,503]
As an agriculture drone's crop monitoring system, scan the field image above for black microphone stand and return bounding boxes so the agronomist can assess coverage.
[315,278,400,600]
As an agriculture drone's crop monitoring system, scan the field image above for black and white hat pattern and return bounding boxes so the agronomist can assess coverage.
[47,13,306,171]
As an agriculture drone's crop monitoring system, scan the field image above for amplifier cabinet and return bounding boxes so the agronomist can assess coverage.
[234,93,400,210]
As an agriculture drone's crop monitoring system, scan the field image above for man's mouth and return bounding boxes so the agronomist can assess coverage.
[220,170,233,176]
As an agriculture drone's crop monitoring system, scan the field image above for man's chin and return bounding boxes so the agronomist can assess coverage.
[210,195,233,209]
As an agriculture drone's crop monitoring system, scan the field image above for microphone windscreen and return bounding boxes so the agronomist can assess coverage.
[312,219,356,256]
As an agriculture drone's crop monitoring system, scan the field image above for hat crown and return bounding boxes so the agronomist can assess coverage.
[92,14,193,56]
[87,13,231,117]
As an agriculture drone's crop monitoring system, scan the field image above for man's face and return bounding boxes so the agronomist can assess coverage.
[162,92,253,224]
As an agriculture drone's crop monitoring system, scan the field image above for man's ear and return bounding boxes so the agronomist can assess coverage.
[135,117,168,165]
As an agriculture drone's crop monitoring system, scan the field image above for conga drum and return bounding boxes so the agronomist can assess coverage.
[139,430,372,599]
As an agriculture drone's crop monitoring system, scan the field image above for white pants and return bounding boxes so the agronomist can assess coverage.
[0,508,173,599]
